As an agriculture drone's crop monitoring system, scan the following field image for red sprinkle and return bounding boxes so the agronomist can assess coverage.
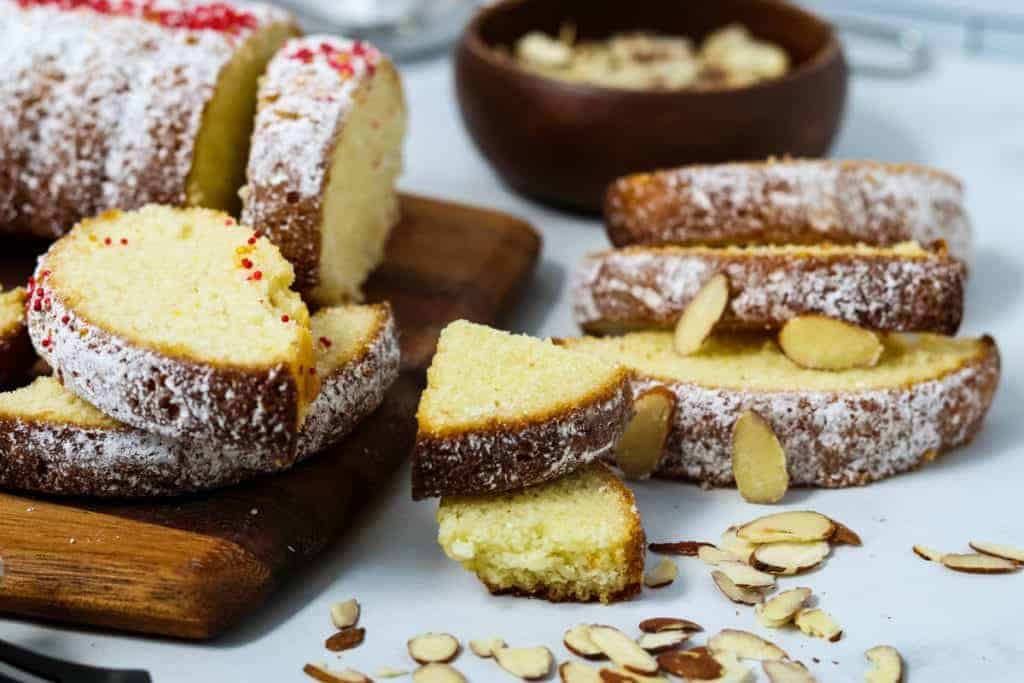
[318,336,332,348]
[120,238,128,245]
[241,258,253,269]
[308,367,316,375]
[61,315,70,324]
[41,337,52,348]
[15,0,258,35]
[252,270,262,281]
[224,218,234,226]
[281,315,290,323]
[290,47,314,64]
[104,237,112,245]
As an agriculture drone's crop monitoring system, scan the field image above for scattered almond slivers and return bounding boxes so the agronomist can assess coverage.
[638,617,703,634]
[600,667,670,682]
[588,625,660,675]
[616,387,675,480]
[708,629,786,661]
[469,637,505,658]
[750,541,830,575]
[375,666,410,679]
[719,527,757,562]
[674,273,729,356]
[559,661,602,683]
[711,570,765,605]
[763,659,818,683]
[715,560,776,588]
[656,647,723,680]
[831,522,863,546]
[865,645,903,683]
[330,598,360,630]
[698,545,740,566]
[493,646,553,680]
[912,544,943,562]
[325,627,365,652]
[408,633,461,664]
[755,587,812,628]
[644,558,678,588]
[412,663,467,683]
[968,541,1024,564]
[940,553,1020,574]
[737,511,836,545]
[731,410,789,504]
[303,664,371,683]
[564,624,604,658]
[794,608,842,642]
[637,630,689,653]
[647,540,713,556]
[778,315,883,370]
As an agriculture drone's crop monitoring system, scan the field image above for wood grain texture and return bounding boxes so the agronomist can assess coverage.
[0,194,540,639]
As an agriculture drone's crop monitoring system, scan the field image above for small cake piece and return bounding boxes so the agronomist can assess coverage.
[0,287,33,387]
[605,159,972,262]
[411,320,632,500]
[0,0,300,238]
[241,35,407,305]
[27,205,318,453]
[573,242,964,335]
[0,304,399,496]
[560,332,1000,487]
[437,463,645,603]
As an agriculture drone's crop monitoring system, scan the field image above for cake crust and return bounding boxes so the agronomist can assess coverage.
[624,337,1000,488]
[0,305,399,497]
[574,245,965,335]
[605,159,972,261]
[412,376,633,500]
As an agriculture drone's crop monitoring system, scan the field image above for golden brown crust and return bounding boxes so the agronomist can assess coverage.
[605,159,972,261]
[574,245,965,334]
[412,372,633,499]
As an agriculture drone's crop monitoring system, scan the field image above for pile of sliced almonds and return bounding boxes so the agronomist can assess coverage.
[914,540,1023,574]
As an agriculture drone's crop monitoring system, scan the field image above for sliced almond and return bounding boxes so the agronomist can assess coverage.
[647,540,713,556]
[599,668,668,683]
[831,521,863,546]
[941,553,1020,574]
[616,387,675,480]
[716,560,776,588]
[708,629,786,661]
[719,527,757,562]
[755,587,812,628]
[412,663,467,683]
[408,633,460,664]
[969,541,1024,564]
[711,570,765,605]
[325,627,365,652]
[698,545,740,566]
[469,637,506,658]
[865,645,903,683]
[588,626,659,675]
[912,545,944,562]
[751,541,830,575]
[737,511,835,544]
[778,316,883,370]
[330,598,360,630]
[637,631,689,653]
[564,624,604,658]
[303,664,372,683]
[794,608,842,642]
[638,617,703,634]
[731,410,789,504]
[674,273,729,356]
[710,651,753,683]
[376,666,410,679]
[493,646,553,680]
[644,558,678,588]
[560,661,602,683]
[656,647,723,680]
[763,659,818,683]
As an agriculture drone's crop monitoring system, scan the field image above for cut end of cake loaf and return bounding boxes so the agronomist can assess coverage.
[437,463,644,603]
[28,205,318,449]
[0,287,34,387]
[0,376,118,430]
[412,320,633,499]
[241,36,407,304]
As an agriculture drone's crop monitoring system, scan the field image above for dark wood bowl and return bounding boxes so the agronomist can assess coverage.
[455,0,848,212]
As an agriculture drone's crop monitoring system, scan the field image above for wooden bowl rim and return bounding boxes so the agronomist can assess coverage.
[459,0,844,99]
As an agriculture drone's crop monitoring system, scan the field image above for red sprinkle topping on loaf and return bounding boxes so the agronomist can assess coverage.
[287,38,379,79]
[15,0,258,34]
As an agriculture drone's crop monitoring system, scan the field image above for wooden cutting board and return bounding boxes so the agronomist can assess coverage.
[0,193,541,639]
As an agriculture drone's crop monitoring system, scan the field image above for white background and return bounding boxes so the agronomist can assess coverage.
[2,32,1024,683]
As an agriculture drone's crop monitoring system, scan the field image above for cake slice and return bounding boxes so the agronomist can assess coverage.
[559,331,999,487]
[573,242,964,335]
[26,205,318,453]
[0,304,399,496]
[605,159,972,262]
[0,287,33,387]
[241,35,407,305]
[411,320,633,500]
[437,462,645,603]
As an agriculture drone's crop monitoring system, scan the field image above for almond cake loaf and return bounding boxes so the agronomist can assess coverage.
[241,35,407,305]
[0,303,399,496]
[0,0,300,239]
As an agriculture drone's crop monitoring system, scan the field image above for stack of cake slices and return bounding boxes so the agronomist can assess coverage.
[0,205,400,497]
[412,320,646,603]
[569,159,1000,500]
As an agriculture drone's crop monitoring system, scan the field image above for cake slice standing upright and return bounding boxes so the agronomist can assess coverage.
[412,320,633,499]
[241,35,407,305]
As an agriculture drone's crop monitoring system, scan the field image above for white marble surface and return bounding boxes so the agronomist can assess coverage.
[2,51,1023,682]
